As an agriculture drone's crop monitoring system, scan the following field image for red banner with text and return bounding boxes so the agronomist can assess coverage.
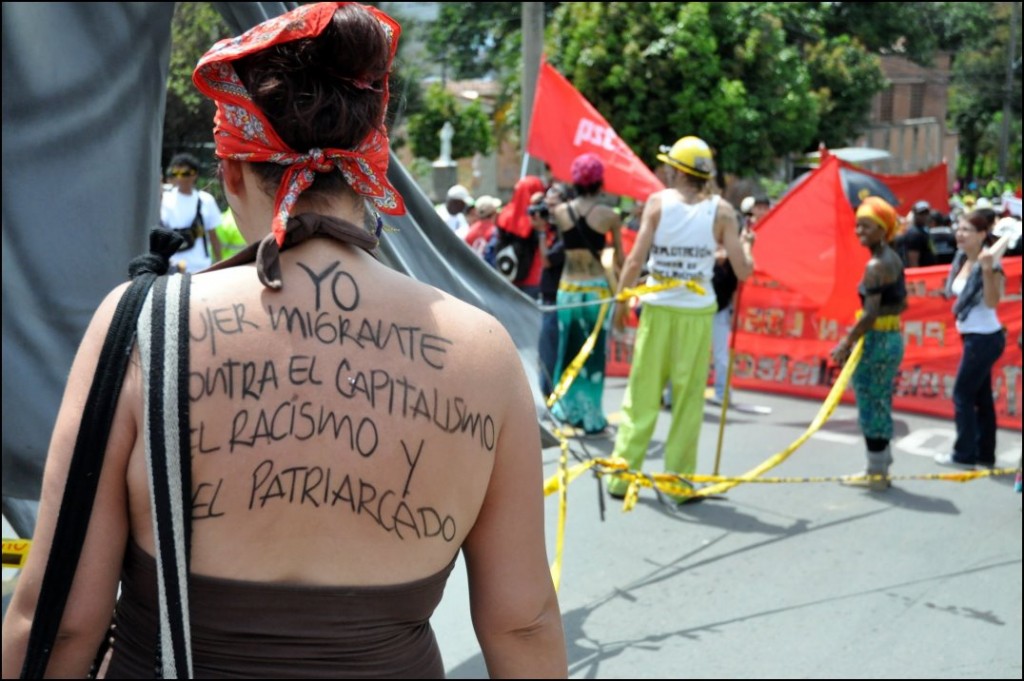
[608,259,1022,430]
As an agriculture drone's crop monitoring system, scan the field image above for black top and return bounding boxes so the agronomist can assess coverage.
[563,205,606,259]
[539,223,565,304]
[896,225,937,267]
[858,270,908,307]
[712,259,738,311]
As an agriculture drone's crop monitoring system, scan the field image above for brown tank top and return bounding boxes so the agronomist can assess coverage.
[105,540,456,679]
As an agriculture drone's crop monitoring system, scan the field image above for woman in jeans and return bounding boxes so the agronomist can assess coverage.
[934,209,1006,469]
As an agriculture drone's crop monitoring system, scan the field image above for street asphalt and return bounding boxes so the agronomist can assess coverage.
[433,378,1023,679]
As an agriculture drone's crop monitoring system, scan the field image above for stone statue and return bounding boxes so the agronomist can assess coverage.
[438,121,454,165]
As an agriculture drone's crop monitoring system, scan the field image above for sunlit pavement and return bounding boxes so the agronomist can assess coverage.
[434,379,1022,679]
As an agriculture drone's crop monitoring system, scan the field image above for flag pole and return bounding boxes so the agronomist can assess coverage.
[521,152,531,180]
[712,280,744,477]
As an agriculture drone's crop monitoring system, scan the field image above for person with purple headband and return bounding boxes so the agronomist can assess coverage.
[549,153,624,435]
[1,4,567,678]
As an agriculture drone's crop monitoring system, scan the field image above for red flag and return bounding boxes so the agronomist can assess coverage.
[753,155,867,323]
[526,61,663,201]
[855,161,950,215]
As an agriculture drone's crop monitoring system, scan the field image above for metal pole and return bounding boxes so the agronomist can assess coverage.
[712,282,744,477]
[521,2,544,177]
[998,1,1020,182]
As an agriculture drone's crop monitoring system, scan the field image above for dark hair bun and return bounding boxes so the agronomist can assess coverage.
[233,4,391,154]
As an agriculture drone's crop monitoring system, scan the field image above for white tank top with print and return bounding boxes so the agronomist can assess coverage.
[641,193,718,309]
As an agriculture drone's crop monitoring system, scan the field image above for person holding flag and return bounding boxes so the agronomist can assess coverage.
[607,136,754,502]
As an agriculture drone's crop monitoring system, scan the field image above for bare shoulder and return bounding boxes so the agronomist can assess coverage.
[553,201,572,228]
[82,281,134,342]
[426,285,518,352]
[595,204,621,229]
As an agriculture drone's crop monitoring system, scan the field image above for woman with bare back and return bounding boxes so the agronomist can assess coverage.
[2,4,566,678]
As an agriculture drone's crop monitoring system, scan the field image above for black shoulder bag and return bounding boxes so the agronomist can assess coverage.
[174,197,206,254]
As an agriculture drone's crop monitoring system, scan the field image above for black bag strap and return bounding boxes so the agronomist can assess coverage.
[21,229,185,679]
[192,195,208,255]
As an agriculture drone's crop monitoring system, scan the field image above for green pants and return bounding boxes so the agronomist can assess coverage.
[608,303,714,496]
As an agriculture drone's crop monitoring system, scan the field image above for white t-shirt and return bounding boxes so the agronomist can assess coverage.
[950,276,1002,334]
[161,187,222,273]
[436,204,469,233]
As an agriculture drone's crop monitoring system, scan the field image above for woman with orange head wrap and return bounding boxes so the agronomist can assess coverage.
[829,196,907,491]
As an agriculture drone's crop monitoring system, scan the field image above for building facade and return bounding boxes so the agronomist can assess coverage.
[856,53,958,186]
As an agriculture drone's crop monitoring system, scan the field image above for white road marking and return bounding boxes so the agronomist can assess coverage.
[810,431,861,445]
[896,428,957,458]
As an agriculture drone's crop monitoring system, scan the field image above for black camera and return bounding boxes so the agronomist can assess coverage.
[527,204,549,220]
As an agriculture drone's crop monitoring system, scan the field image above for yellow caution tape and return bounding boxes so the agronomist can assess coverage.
[692,335,865,499]
[647,273,708,297]
[549,438,570,592]
[540,278,706,312]
[543,460,1016,494]
[2,538,32,569]
[546,302,612,409]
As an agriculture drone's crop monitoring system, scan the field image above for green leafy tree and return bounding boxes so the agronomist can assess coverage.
[714,3,886,151]
[820,2,946,66]
[945,2,1021,183]
[422,2,891,170]
[406,83,495,160]
[425,2,560,80]
[547,3,825,175]
[423,3,560,147]
[163,2,230,179]
[803,35,887,149]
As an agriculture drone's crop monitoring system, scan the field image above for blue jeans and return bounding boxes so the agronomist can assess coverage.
[711,304,732,400]
[952,330,1005,464]
[539,307,559,397]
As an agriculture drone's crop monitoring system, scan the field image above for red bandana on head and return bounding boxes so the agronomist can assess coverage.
[192,2,405,247]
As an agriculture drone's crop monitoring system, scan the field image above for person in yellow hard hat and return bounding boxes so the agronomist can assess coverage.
[608,136,755,503]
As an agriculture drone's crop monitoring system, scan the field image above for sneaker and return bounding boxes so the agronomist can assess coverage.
[933,452,975,469]
[707,395,726,407]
